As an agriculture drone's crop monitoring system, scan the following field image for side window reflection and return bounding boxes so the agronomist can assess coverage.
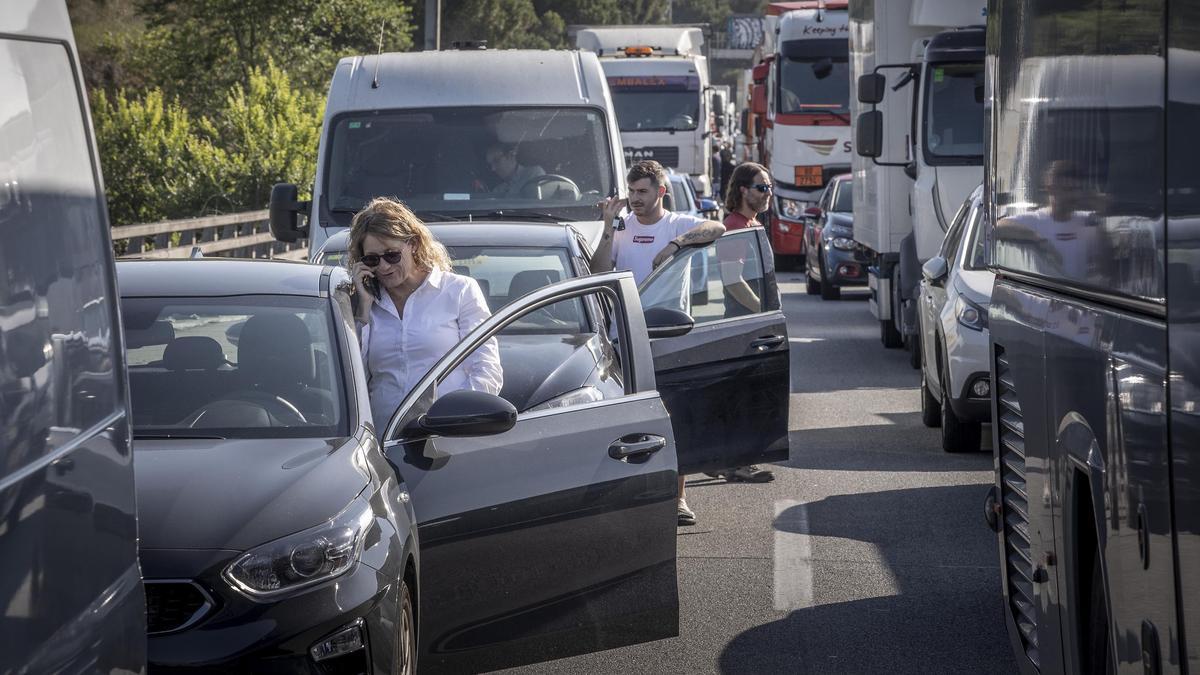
[640,232,766,324]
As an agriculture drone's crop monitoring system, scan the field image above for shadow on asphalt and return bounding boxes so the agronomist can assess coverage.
[716,484,1016,674]
[783,422,994,473]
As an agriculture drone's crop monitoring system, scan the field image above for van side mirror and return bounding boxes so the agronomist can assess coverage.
[269,183,309,243]
[855,111,883,158]
[858,73,886,104]
[645,306,694,339]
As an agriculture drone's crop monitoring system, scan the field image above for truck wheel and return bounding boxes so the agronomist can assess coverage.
[921,368,941,428]
[940,363,981,453]
[880,319,902,348]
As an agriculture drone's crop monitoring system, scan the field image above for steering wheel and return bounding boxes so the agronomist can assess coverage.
[670,114,696,130]
[182,390,308,428]
[520,174,581,201]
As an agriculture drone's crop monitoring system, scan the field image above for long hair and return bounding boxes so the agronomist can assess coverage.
[347,197,452,272]
[724,162,769,213]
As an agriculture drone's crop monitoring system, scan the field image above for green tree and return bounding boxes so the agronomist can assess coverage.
[443,0,566,49]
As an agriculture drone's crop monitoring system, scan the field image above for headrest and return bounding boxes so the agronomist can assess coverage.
[163,336,226,371]
[509,269,561,300]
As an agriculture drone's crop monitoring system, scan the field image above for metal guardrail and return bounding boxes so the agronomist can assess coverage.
[112,210,308,261]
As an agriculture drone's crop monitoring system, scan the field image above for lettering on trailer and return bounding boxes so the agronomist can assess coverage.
[801,25,849,36]
[607,76,700,91]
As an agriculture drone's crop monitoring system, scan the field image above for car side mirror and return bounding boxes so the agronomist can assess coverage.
[645,306,694,339]
[417,390,517,437]
[858,73,885,104]
[804,206,823,219]
[269,183,310,243]
[922,256,949,283]
[698,197,719,214]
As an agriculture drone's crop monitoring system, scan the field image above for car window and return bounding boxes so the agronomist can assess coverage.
[438,290,625,414]
[121,295,348,438]
[963,200,989,270]
[668,179,689,213]
[447,245,586,332]
[640,230,766,323]
[832,180,853,212]
[939,196,974,260]
[0,38,121,467]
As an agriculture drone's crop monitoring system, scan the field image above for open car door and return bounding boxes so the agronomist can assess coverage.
[382,271,679,674]
[639,227,791,474]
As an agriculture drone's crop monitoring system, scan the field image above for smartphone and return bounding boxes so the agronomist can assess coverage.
[610,192,627,231]
[364,273,381,299]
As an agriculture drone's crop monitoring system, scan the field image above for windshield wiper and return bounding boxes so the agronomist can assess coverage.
[134,433,226,440]
[473,210,564,223]
[800,107,851,124]
[417,212,467,222]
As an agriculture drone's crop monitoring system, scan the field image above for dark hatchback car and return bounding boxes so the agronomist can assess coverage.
[118,222,789,674]
[803,174,867,300]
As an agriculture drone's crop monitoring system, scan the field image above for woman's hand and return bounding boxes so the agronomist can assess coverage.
[351,261,376,323]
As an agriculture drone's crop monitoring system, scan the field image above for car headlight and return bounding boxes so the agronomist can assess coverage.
[526,386,604,412]
[223,496,374,599]
[831,237,856,251]
[955,295,989,332]
[777,197,804,220]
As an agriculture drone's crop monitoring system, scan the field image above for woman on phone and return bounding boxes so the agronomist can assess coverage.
[348,197,503,434]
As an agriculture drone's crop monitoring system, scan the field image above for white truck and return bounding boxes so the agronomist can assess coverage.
[749,0,852,265]
[267,49,625,254]
[850,0,986,355]
[575,26,714,196]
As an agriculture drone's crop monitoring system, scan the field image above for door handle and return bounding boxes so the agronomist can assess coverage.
[750,335,785,351]
[608,434,666,461]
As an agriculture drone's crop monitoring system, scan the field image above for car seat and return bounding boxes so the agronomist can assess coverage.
[236,313,336,424]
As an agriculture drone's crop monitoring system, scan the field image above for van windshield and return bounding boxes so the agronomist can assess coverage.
[323,106,615,223]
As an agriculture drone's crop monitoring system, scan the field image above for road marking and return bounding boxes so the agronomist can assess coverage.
[773,498,814,611]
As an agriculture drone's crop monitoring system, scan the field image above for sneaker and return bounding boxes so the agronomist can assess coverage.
[677,498,697,526]
[724,465,775,483]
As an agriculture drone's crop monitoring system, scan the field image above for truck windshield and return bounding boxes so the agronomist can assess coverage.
[323,106,614,224]
[778,39,850,115]
[608,76,701,132]
[923,62,984,163]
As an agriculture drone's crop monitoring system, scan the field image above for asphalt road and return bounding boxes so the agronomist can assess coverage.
[503,273,1018,674]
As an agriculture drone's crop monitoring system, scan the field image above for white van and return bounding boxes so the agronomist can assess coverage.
[270,49,626,255]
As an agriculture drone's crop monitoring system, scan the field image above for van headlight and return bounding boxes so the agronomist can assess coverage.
[777,197,804,220]
[955,295,988,332]
[224,496,374,599]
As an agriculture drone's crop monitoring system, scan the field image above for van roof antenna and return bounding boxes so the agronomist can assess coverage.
[371,21,385,89]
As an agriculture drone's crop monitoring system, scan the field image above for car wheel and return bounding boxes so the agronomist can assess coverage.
[880,318,902,349]
[921,367,941,428]
[819,260,840,300]
[805,269,820,295]
[908,332,922,370]
[940,361,981,453]
[395,579,417,675]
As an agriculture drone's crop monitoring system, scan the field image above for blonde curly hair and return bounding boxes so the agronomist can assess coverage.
[347,197,452,272]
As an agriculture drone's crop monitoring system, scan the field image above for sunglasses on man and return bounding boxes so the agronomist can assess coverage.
[751,183,773,194]
[361,251,404,267]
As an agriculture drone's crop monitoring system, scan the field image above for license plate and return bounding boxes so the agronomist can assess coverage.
[794,165,822,187]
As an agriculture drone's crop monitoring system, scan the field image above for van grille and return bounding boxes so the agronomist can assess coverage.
[995,347,1039,668]
[146,581,213,634]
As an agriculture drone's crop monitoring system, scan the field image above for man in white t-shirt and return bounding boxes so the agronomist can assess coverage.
[592,160,725,527]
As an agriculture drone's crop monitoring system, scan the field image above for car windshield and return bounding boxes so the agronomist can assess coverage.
[924,62,984,161]
[609,76,701,131]
[323,106,614,224]
[122,295,348,439]
[832,180,853,212]
[778,39,850,115]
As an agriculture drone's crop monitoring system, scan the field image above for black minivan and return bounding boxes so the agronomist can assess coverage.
[0,1,147,671]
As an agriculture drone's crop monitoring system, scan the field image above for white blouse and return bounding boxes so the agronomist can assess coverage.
[360,268,503,434]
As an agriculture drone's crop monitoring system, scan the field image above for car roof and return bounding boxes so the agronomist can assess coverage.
[320,222,578,255]
[116,259,329,298]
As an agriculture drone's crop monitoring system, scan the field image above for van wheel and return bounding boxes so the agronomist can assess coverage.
[880,319,902,348]
[396,580,417,675]
[941,363,980,452]
[805,271,820,295]
[921,368,941,428]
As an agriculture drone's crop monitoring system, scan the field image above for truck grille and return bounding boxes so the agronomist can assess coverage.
[146,581,214,634]
[995,347,1039,668]
[624,146,680,168]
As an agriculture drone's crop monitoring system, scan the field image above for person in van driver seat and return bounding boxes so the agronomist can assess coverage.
[486,142,545,197]
[593,159,726,526]
[349,197,503,435]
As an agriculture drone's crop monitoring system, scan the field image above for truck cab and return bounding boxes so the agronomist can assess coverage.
[269,49,626,255]
[575,26,714,197]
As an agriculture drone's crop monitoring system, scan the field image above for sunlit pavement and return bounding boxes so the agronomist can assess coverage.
[503,273,1017,674]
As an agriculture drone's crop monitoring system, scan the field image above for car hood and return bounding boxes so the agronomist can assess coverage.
[824,212,853,236]
[955,267,995,306]
[134,435,370,551]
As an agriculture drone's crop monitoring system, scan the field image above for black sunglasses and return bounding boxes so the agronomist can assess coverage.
[751,183,774,194]
[361,251,404,267]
